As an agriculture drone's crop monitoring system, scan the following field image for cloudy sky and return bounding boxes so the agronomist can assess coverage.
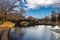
[23,0,60,18]
[0,0,60,18]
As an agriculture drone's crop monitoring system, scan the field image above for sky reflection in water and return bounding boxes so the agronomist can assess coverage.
[9,25,58,40]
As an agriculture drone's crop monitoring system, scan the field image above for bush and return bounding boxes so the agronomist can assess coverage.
[52,22,58,26]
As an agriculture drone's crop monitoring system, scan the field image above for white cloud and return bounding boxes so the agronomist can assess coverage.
[13,8,20,10]
[24,8,29,10]
[12,8,21,13]
[15,1,20,6]
[22,0,25,3]
[25,0,60,9]
[52,3,60,8]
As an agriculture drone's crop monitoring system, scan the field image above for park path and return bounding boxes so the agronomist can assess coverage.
[0,27,10,40]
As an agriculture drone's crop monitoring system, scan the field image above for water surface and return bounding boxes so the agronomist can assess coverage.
[9,25,60,40]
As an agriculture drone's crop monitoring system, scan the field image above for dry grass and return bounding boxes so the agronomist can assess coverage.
[0,21,15,40]
[0,21,15,28]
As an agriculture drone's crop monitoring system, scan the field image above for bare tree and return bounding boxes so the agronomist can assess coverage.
[0,0,17,21]
[0,0,25,22]
[51,11,56,22]
[58,13,60,22]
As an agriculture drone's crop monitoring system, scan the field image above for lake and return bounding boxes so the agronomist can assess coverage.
[9,25,60,40]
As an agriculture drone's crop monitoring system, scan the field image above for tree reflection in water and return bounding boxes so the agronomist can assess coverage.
[8,27,25,40]
[8,25,59,40]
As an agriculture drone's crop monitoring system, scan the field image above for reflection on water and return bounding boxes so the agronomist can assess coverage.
[8,25,60,40]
